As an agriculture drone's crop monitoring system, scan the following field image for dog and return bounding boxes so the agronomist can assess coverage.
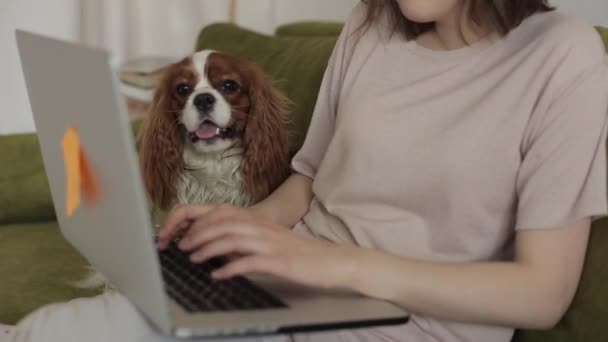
[75,50,292,290]
[140,49,291,210]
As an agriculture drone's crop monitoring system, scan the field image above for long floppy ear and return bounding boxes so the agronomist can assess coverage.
[242,63,291,203]
[137,68,184,210]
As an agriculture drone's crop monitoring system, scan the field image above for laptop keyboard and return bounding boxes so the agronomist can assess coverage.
[158,241,288,312]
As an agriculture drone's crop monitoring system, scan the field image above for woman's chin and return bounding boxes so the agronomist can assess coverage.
[395,0,460,24]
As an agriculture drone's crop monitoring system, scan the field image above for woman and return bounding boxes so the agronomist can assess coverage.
[10,0,608,341]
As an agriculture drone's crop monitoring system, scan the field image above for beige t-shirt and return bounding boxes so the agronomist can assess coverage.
[290,3,608,342]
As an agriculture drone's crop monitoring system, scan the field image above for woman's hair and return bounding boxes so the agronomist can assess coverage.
[360,0,554,39]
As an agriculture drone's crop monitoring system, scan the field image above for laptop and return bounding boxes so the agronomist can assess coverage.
[15,30,409,338]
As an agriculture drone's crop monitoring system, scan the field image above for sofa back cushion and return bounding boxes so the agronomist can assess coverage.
[275,21,344,37]
[597,26,608,50]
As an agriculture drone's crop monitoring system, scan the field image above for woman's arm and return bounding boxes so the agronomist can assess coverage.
[157,173,312,247]
[251,173,313,228]
[160,201,590,330]
[349,219,591,330]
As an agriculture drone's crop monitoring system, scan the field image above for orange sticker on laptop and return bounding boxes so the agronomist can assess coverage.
[61,126,101,217]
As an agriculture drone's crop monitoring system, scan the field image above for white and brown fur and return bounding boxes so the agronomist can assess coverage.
[177,149,253,207]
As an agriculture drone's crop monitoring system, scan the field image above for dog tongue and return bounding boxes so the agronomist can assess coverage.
[195,123,220,139]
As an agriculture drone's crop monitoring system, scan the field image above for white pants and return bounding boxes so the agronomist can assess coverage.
[5,292,415,342]
[6,292,289,342]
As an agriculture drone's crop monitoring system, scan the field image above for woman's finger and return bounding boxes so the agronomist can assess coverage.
[182,204,244,235]
[211,255,285,280]
[157,220,191,249]
[158,204,214,248]
[189,235,273,263]
[178,220,263,251]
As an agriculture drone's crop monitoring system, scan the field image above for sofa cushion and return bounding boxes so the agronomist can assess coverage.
[0,222,99,324]
[195,23,338,155]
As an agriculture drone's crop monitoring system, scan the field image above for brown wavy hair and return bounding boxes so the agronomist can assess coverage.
[361,0,554,39]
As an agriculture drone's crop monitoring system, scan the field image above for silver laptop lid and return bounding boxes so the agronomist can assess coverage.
[15,30,172,333]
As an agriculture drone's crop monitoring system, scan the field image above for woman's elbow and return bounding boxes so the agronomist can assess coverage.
[531,309,566,330]
[530,284,577,330]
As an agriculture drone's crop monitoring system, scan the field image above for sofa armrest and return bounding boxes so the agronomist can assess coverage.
[0,133,55,224]
[0,119,144,225]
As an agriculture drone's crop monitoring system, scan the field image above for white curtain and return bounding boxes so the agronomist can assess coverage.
[78,0,231,67]
[3,0,356,134]
[78,0,358,67]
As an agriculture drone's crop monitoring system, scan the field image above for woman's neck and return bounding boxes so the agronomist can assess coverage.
[417,3,490,51]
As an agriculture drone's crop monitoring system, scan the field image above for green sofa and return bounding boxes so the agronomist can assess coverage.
[1,21,607,342]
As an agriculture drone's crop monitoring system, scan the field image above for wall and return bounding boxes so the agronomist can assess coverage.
[1,0,79,134]
[552,0,608,27]
[237,0,357,34]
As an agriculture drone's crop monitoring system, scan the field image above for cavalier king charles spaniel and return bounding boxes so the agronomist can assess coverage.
[75,50,291,290]
[139,49,291,211]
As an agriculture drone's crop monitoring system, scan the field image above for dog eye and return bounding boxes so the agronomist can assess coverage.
[221,80,239,93]
[176,83,191,96]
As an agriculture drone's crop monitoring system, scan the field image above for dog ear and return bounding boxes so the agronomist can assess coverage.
[137,67,184,210]
[241,63,291,202]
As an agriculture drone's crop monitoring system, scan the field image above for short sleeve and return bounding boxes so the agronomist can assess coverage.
[515,55,608,230]
[290,4,365,179]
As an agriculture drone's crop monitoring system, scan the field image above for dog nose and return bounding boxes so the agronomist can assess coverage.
[193,93,216,112]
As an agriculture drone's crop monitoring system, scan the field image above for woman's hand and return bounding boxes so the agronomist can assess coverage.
[157,204,361,290]
[157,204,262,249]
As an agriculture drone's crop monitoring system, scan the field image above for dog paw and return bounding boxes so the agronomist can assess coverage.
[71,266,116,292]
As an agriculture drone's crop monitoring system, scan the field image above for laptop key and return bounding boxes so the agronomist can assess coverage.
[158,242,287,312]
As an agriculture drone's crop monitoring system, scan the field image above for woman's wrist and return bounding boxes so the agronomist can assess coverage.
[344,247,407,302]
[249,201,279,224]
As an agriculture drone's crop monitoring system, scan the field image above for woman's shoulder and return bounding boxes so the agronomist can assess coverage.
[515,10,606,66]
[340,2,372,35]
[340,2,392,39]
